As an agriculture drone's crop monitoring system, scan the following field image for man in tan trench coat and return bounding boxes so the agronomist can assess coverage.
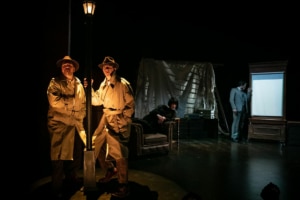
[47,55,87,199]
[87,56,135,198]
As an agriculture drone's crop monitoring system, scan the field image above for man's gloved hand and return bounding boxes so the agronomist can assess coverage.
[79,131,87,146]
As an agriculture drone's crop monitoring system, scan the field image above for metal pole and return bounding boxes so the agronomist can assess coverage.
[85,15,92,151]
[67,0,71,55]
[83,13,97,192]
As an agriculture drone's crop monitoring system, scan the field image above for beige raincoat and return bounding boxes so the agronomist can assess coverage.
[47,76,86,160]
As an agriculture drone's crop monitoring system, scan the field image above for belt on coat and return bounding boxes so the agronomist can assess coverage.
[103,108,122,115]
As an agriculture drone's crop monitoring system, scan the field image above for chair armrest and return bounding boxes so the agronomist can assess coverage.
[163,121,175,149]
[129,122,144,156]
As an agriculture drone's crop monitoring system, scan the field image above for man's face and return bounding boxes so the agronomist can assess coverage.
[102,64,116,77]
[170,103,177,110]
[240,83,247,90]
[61,61,75,78]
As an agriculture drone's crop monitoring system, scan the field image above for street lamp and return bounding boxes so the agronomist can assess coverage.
[83,0,96,15]
[82,0,97,193]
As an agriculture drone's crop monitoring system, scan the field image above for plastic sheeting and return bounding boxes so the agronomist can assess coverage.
[134,58,217,119]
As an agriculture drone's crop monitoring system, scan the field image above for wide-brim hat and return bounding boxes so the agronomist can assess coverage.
[56,55,79,71]
[98,56,119,69]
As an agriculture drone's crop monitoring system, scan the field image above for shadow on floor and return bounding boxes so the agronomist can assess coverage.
[28,178,158,200]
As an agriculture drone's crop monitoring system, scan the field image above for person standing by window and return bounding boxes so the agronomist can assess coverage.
[229,80,252,143]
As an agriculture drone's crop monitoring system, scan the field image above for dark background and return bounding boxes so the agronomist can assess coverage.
[41,0,298,120]
[21,0,299,195]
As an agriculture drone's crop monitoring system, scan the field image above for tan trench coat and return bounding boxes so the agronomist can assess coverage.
[91,75,135,158]
[47,76,86,160]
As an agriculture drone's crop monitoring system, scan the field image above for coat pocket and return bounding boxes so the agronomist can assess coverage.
[106,114,130,133]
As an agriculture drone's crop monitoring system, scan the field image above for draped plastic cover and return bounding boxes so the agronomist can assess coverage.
[134,58,217,119]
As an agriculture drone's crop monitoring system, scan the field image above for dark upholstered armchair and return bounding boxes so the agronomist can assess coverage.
[128,121,175,158]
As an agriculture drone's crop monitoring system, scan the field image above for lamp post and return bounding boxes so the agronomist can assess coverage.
[82,0,97,193]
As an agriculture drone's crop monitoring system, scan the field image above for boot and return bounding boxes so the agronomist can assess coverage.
[97,147,117,183]
[98,167,117,183]
[111,158,130,198]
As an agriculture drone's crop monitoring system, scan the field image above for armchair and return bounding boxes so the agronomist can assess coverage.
[128,121,175,158]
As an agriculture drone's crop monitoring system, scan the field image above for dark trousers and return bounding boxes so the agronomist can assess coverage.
[51,132,83,196]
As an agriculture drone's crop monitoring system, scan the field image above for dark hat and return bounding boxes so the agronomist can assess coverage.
[56,56,79,71]
[56,55,79,71]
[98,56,119,69]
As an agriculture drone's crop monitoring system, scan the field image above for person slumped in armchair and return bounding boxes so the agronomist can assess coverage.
[141,97,179,133]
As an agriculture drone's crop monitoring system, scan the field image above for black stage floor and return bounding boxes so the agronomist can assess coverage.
[27,137,300,200]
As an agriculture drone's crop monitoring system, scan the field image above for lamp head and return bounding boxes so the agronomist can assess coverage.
[83,0,96,15]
